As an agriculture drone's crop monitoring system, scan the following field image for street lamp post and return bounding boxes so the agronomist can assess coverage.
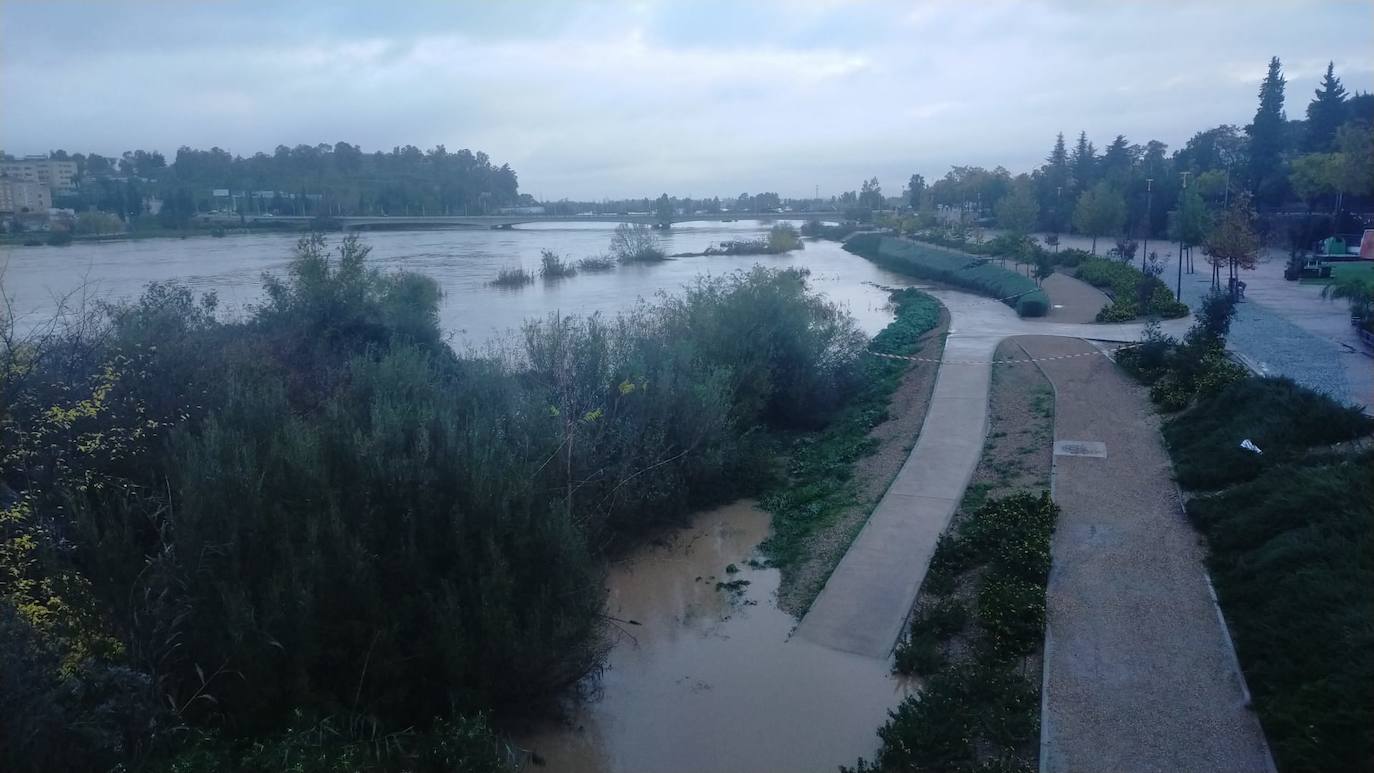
[1177,172,1190,301]
[1142,177,1153,271]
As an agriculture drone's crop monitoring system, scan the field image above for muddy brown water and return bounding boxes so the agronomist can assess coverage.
[518,500,908,773]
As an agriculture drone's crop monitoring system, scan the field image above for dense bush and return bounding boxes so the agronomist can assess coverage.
[609,223,665,262]
[0,236,867,769]
[1075,257,1188,321]
[845,234,1049,317]
[1051,247,1092,268]
[1187,459,1372,772]
[575,255,615,272]
[1163,376,1372,490]
[538,249,576,279]
[489,266,534,287]
[877,492,1057,772]
[1118,290,1249,411]
[761,288,941,590]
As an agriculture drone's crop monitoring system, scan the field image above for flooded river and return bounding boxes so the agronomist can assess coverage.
[2,221,916,770]
[1,220,911,344]
[520,501,908,773]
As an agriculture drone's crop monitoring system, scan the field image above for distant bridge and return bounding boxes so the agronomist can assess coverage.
[197,212,843,230]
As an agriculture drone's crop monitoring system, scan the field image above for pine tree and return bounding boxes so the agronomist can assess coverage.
[1101,135,1135,184]
[1070,131,1097,193]
[1305,61,1348,152]
[1040,133,1071,232]
[1245,56,1287,203]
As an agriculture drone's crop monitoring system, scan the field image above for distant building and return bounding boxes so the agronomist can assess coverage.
[0,178,53,214]
[1,156,78,195]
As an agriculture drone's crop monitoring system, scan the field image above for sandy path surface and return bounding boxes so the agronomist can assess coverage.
[1022,335,1273,773]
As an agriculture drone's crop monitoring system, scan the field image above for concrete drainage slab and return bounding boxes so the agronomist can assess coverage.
[1054,440,1107,458]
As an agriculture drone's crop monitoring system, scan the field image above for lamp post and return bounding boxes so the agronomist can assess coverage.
[1142,177,1153,271]
[1177,172,1190,301]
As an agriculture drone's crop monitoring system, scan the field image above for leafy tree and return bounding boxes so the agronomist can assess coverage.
[1289,153,1341,211]
[1168,186,1211,278]
[1245,57,1288,203]
[905,174,927,209]
[1072,182,1126,253]
[1204,196,1261,298]
[1305,61,1349,151]
[654,193,673,225]
[995,175,1039,236]
[859,177,885,210]
[609,223,664,262]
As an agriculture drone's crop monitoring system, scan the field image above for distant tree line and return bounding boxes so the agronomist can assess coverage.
[890,58,1372,248]
[23,143,523,227]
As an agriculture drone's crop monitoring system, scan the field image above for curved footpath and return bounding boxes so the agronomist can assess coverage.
[795,280,1188,657]
[1023,335,1273,773]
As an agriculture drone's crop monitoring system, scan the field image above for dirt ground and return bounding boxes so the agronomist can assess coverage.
[774,307,950,617]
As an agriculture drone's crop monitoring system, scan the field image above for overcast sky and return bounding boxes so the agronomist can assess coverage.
[2,1,1371,200]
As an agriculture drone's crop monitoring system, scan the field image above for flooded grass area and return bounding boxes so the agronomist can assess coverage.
[519,500,909,773]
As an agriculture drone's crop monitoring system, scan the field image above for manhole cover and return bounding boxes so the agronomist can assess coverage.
[1054,440,1107,458]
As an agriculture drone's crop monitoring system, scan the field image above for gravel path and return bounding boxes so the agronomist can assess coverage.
[1021,335,1273,773]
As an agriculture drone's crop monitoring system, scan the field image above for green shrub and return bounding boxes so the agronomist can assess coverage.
[1164,376,1373,490]
[490,266,534,287]
[575,255,615,272]
[1076,257,1187,321]
[977,575,1046,661]
[852,664,1039,773]
[1053,248,1092,268]
[761,288,941,575]
[538,249,576,279]
[846,235,1049,318]
[1187,459,1372,772]
[893,630,946,676]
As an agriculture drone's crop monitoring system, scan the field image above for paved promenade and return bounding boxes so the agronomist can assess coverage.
[794,284,1188,657]
[1025,335,1273,773]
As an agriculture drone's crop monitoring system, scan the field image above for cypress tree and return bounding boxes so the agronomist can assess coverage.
[1070,131,1097,193]
[1245,56,1287,203]
[1305,61,1348,151]
[1041,133,1071,232]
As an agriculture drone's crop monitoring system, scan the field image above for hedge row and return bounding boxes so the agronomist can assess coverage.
[845,234,1049,317]
[1074,257,1188,322]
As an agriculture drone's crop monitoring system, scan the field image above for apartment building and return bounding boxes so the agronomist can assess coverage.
[1,156,79,195]
[0,178,53,214]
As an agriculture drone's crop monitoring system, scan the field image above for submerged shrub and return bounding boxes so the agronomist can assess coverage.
[609,223,665,263]
[490,266,535,287]
[538,249,576,279]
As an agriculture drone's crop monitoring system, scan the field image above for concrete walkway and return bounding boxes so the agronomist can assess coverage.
[794,285,1189,657]
[1023,335,1273,773]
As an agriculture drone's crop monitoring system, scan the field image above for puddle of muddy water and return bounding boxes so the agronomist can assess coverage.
[518,500,908,773]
